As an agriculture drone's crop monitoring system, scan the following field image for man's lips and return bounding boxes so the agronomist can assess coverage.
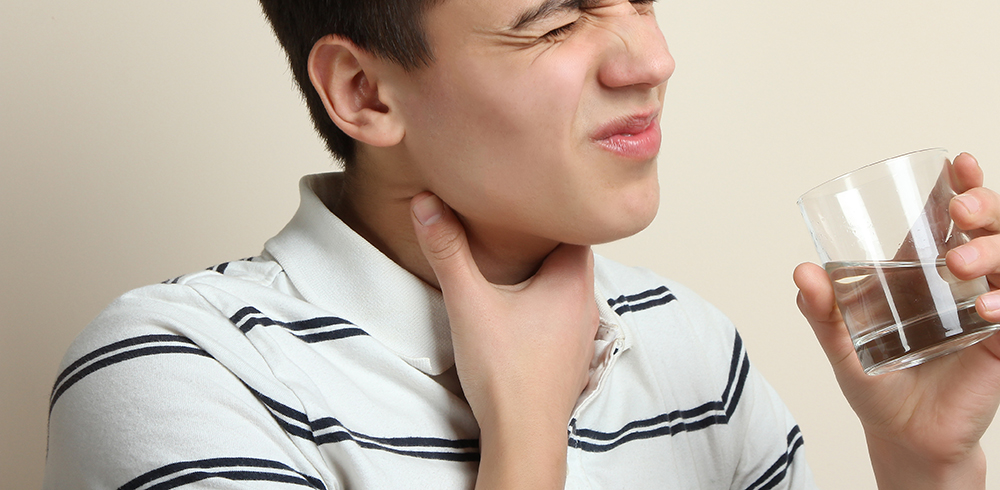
[592,111,662,160]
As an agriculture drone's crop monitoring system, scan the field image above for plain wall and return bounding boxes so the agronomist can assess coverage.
[2,1,998,488]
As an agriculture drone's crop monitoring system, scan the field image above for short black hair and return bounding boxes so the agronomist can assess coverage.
[258,0,438,167]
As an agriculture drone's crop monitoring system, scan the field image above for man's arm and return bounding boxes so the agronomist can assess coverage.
[794,153,1000,489]
[410,192,599,490]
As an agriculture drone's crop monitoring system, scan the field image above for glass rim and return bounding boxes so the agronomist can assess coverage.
[796,147,948,206]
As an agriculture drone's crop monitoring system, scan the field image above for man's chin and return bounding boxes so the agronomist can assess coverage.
[569,204,660,247]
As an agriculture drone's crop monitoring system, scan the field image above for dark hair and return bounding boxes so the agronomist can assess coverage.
[258,0,437,167]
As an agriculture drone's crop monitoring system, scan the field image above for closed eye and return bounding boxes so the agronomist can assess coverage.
[542,21,578,40]
[630,0,657,13]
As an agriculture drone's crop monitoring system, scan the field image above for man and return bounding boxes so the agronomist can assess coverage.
[44,0,1000,488]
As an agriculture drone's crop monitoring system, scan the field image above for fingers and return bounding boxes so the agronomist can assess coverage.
[945,152,1000,319]
[410,192,483,294]
[950,187,1000,235]
[946,233,1000,281]
[792,263,837,323]
[947,187,1000,280]
[793,263,863,377]
[950,152,984,194]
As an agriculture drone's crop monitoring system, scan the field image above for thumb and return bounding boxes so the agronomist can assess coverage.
[793,262,865,379]
[410,192,482,293]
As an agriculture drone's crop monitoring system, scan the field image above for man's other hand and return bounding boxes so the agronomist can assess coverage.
[794,153,1000,490]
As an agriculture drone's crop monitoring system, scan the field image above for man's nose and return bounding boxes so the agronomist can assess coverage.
[597,10,675,90]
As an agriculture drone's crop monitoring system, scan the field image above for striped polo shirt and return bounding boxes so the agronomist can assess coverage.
[45,173,816,489]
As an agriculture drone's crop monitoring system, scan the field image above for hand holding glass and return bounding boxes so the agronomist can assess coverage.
[799,149,1000,375]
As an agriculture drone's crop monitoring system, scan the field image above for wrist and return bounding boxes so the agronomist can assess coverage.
[866,433,986,490]
[476,421,568,490]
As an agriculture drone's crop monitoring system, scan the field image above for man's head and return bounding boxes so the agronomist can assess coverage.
[263,0,674,249]
[258,0,440,166]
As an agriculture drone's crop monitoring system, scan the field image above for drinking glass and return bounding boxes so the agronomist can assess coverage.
[798,148,1000,375]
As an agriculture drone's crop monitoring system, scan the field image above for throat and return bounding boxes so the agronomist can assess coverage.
[328,180,557,289]
[461,221,558,286]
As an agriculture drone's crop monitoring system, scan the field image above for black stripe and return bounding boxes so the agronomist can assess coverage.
[569,412,729,452]
[786,425,801,445]
[230,306,262,326]
[295,328,368,343]
[50,345,211,411]
[282,317,354,332]
[614,293,676,315]
[145,470,315,490]
[607,286,670,307]
[725,354,751,420]
[571,399,724,441]
[229,307,363,342]
[53,335,197,389]
[311,417,479,449]
[312,430,480,462]
[720,333,745,405]
[744,426,805,490]
[245,385,310,425]
[244,385,480,461]
[350,438,480,462]
[237,315,281,333]
[569,332,750,452]
[118,457,326,490]
[607,286,677,316]
[229,307,356,332]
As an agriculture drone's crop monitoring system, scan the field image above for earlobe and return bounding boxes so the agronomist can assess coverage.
[308,36,404,148]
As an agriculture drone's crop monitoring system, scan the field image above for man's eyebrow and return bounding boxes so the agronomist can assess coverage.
[508,0,595,31]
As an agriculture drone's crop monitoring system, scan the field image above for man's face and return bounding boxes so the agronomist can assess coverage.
[393,0,674,246]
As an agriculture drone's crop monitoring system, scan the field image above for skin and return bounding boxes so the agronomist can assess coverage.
[306,0,1000,487]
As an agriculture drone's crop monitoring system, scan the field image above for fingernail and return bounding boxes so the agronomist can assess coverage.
[413,194,443,226]
[953,245,980,266]
[954,194,981,215]
[980,294,1000,313]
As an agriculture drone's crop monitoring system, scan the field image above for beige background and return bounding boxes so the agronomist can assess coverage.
[2,0,998,488]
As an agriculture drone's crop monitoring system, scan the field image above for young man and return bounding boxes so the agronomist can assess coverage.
[44,0,1000,488]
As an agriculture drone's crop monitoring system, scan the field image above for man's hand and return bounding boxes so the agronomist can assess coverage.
[794,153,1000,489]
[410,192,599,490]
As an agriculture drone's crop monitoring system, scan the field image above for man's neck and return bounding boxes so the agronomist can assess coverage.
[326,166,559,289]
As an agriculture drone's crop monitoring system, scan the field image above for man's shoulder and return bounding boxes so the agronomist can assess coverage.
[60,255,290,369]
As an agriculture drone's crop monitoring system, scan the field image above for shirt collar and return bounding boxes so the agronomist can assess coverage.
[265,173,454,375]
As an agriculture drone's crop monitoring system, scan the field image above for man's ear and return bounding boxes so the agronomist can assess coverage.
[308,36,404,148]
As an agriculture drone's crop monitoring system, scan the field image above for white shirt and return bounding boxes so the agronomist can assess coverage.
[45,173,816,489]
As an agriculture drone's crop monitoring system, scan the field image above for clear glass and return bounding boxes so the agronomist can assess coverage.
[798,148,999,375]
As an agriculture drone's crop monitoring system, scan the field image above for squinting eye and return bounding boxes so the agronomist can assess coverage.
[630,0,658,11]
[542,21,577,40]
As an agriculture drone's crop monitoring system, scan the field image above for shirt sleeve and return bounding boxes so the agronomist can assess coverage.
[43,286,334,490]
[728,359,817,490]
